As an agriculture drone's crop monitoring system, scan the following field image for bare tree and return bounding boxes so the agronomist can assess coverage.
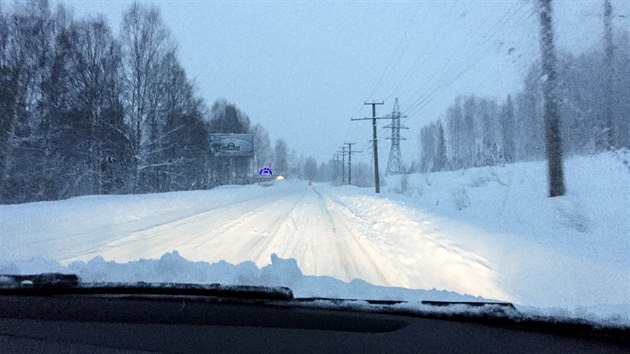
[1,0,57,203]
[120,3,173,192]
[68,17,126,195]
[0,5,13,200]
[160,52,209,191]
[273,139,288,177]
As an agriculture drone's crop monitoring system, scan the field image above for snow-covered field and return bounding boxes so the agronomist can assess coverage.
[1,152,628,324]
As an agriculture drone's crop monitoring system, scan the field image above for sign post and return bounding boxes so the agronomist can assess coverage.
[208,134,255,185]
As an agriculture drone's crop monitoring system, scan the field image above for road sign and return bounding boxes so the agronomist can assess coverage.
[259,167,273,177]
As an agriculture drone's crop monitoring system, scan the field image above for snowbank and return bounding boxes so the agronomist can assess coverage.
[0,251,485,303]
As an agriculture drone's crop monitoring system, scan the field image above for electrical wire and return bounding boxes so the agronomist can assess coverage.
[367,2,425,101]
[404,5,537,119]
[401,3,526,115]
[382,0,467,103]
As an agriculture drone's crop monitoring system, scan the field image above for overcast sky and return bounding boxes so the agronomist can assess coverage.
[57,0,628,164]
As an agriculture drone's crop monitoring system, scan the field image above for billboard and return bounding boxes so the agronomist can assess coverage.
[209,134,254,157]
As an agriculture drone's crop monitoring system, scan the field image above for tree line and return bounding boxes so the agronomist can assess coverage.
[0,0,303,204]
[416,26,629,173]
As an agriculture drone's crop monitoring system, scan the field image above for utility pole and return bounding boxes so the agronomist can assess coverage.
[336,146,348,184]
[352,101,388,193]
[340,146,346,184]
[603,0,614,150]
[334,154,341,183]
[345,143,354,185]
[343,142,361,186]
[538,0,565,197]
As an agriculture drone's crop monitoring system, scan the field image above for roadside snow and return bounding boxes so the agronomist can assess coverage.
[382,151,629,311]
[0,184,281,261]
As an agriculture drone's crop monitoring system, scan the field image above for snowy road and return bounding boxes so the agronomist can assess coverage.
[72,182,509,300]
[1,181,509,301]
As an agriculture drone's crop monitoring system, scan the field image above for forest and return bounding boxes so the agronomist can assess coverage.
[0,1,319,204]
[415,28,629,173]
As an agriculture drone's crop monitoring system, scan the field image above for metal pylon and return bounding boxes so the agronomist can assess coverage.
[384,98,408,175]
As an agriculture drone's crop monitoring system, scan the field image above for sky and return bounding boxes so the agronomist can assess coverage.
[56,0,628,165]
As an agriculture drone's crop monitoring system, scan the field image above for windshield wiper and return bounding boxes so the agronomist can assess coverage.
[0,273,517,309]
[421,300,516,310]
[0,273,293,301]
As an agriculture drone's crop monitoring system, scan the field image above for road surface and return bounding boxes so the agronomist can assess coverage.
[53,181,509,301]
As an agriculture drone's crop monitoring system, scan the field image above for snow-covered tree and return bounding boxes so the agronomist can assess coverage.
[500,95,515,163]
[273,139,288,177]
[302,156,318,181]
[433,121,447,172]
[252,123,273,170]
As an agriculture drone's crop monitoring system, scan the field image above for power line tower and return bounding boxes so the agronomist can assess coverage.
[383,98,408,175]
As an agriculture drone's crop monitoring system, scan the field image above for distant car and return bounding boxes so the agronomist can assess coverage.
[308,181,313,186]
[276,176,285,180]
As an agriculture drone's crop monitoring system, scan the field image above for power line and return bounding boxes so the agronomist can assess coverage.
[401,3,527,116]
[403,4,535,118]
[367,2,425,100]
[401,4,531,118]
[382,0,468,102]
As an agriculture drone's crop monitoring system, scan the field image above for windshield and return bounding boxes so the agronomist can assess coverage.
[0,0,628,326]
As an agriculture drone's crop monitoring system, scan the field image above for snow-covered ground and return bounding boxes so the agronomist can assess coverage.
[1,152,628,324]
[384,151,629,310]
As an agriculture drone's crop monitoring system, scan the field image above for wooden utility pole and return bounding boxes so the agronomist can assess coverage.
[603,0,614,150]
[334,154,341,183]
[352,102,386,193]
[344,142,361,186]
[538,0,565,197]
[340,146,346,184]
